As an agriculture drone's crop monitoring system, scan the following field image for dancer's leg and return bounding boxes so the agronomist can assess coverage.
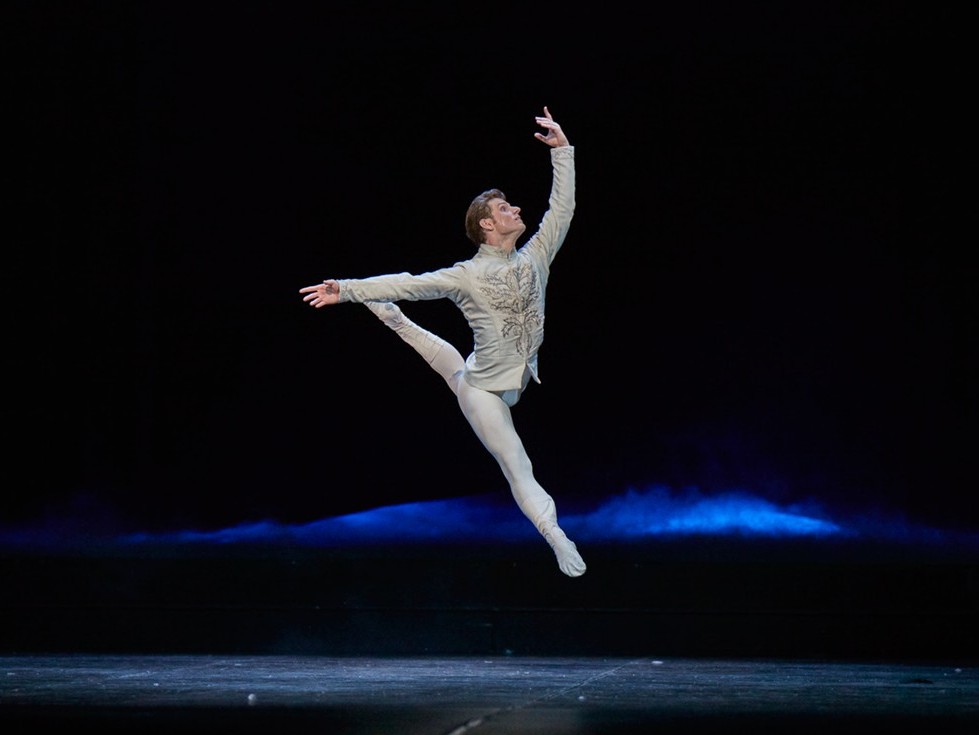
[364,302,465,392]
[364,301,585,577]
[457,379,587,577]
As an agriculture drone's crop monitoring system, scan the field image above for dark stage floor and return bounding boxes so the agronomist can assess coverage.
[1,538,977,732]
[0,654,976,733]
[3,538,977,658]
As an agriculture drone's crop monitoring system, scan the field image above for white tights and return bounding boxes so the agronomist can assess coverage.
[364,302,586,577]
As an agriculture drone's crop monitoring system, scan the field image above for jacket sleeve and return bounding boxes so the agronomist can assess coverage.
[337,265,465,305]
[521,145,575,268]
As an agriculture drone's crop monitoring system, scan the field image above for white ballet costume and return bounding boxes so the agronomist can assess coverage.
[364,301,586,577]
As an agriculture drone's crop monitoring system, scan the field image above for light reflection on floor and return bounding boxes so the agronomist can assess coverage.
[1,654,976,734]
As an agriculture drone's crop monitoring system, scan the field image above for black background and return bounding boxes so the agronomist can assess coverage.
[8,3,973,538]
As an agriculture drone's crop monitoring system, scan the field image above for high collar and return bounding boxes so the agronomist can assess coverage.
[478,243,516,260]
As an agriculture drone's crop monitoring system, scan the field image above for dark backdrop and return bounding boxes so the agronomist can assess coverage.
[8,3,973,539]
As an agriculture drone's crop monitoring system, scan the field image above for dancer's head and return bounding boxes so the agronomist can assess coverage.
[465,189,524,246]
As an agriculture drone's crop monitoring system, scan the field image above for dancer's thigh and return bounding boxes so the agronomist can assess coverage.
[456,379,523,458]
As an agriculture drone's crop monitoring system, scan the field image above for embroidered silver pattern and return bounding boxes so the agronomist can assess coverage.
[478,259,543,357]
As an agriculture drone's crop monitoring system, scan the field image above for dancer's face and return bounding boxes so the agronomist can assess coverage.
[486,198,525,239]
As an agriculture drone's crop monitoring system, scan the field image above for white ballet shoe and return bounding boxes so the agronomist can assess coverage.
[364,301,404,326]
[542,524,587,578]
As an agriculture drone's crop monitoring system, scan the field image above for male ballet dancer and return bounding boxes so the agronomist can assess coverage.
[300,107,586,577]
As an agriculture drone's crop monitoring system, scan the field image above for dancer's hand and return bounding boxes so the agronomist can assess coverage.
[534,106,569,148]
[299,279,340,308]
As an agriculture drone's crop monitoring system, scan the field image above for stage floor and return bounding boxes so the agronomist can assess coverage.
[3,538,977,660]
[2,538,977,731]
[1,654,976,733]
